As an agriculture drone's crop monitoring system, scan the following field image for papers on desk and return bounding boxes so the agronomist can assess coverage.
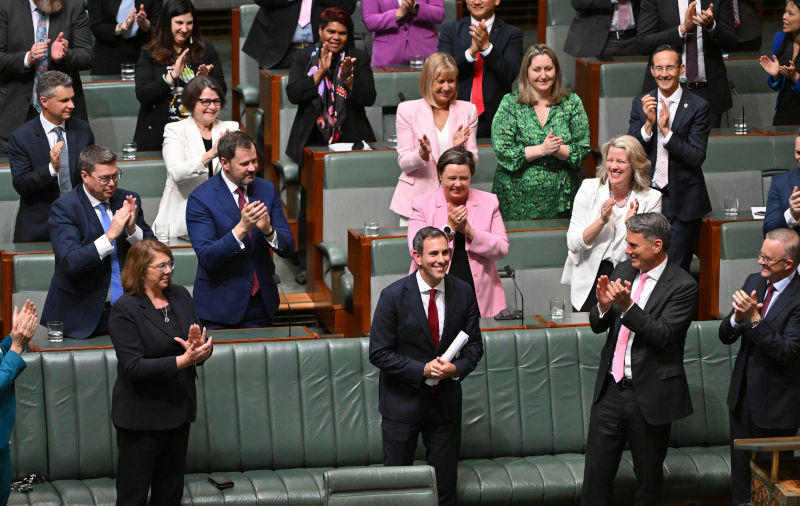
[425,330,469,386]
[751,207,766,220]
[328,141,372,152]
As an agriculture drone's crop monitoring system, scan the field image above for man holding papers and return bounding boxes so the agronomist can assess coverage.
[369,226,484,506]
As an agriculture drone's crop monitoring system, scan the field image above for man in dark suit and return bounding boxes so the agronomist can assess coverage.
[437,0,523,138]
[42,144,153,339]
[369,226,484,506]
[186,131,295,329]
[8,70,94,243]
[243,0,356,70]
[763,129,800,235]
[0,0,94,155]
[628,44,712,271]
[564,0,642,59]
[581,213,697,505]
[719,228,800,505]
[637,0,737,127]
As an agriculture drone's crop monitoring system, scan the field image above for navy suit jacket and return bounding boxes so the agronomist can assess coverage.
[564,0,642,58]
[628,88,712,221]
[8,116,94,242]
[589,259,697,425]
[369,273,484,424]
[42,185,154,339]
[437,17,523,139]
[764,167,800,235]
[186,173,295,325]
[719,273,800,429]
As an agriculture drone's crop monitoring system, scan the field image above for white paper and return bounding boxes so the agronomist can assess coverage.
[751,206,766,220]
[425,330,470,386]
[328,141,372,152]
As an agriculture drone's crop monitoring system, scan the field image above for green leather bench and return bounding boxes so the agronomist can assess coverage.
[9,321,736,504]
[116,158,168,225]
[717,220,764,319]
[0,167,19,243]
[82,81,138,153]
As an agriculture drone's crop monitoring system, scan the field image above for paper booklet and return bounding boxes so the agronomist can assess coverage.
[425,330,470,386]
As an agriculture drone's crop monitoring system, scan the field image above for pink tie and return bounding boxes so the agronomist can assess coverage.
[297,0,312,27]
[617,0,632,30]
[611,272,649,382]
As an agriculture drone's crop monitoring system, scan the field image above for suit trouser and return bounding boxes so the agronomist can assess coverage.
[382,392,461,506]
[660,192,701,273]
[115,423,191,506]
[581,375,671,506]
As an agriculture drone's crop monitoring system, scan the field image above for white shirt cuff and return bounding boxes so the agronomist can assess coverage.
[95,235,113,259]
[266,231,279,249]
[232,230,245,249]
[785,208,798,227]
[640,126,652,142]
[730,314,742,328]
[24,52,31,68]
[49,163,57,177]
[662,131,673,144]
[127,226,143,243]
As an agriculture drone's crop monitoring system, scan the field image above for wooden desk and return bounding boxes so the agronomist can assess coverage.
[697,211,758,320]
[534,312,591,328]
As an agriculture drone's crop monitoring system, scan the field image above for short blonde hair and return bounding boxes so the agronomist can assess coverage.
[419,52,458,109]
[596,135,652,191]
[517,44,569,106]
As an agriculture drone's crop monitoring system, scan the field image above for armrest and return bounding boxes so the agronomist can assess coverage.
[340,268,353,312]
[233,84,259,107]
[274,158,300,186]
[323,465,438,506]
[316,241,347,269]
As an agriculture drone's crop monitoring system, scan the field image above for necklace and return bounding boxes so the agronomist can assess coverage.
[159,304,170,323]
[609,187,632,208]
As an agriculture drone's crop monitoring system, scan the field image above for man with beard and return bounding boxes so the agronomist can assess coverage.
[186,131,295,329]
[0,0,93,155]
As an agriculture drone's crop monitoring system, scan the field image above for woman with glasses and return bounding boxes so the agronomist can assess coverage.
[153,75,238,238]
[109,239,212,505]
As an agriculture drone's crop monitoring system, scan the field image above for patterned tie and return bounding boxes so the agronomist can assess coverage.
[471,53,485,117]
[617,0,632,30]
[653,98,672,189]
[235,187,261,296]
[115,0,139,38]
[427,289,439,350]
[684,2,699,82]
[53,126,72,195]
[33,9,49,113]
[297,0,312,27]
[611,272,649,382]
[760,283,776,318]
[732,0,740,27]
[96,203,124,304]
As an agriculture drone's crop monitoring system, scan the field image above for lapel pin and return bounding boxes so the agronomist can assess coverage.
[683,103,688,109]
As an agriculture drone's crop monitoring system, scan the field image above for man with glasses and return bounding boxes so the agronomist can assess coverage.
[42,144,153,339]
[628,44,712,273]
[719,227,800,505]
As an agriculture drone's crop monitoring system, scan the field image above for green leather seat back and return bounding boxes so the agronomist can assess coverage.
[117,158,168,225]
[0,167,19,242]
[545,0,576,87]
[725,58,778,128]
[370,238,410,321]
[703,136,772,212]
[171,248,198,291]
[596,61,647,148]
[83,81,138,152]
[238,5,261,93]
[13,253,55,341]
[718,220,763,316]
[8,353,48,479]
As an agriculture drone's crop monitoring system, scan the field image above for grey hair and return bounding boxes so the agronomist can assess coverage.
[36,70,72,101]
[766,228,800,265]
[626,212,671,251]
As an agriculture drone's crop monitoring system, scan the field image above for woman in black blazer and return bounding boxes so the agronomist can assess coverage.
[133,0,226,151]
[88,0,161,75]
[109,239,212,505]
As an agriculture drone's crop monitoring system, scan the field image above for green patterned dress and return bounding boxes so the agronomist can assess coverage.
[491,91,590,220]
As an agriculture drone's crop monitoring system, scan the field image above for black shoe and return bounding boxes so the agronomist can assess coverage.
[295,270,307,285]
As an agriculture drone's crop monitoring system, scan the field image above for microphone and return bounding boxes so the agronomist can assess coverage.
[494,265,524,322]
[273,273,291,338]
[398,92,407,102]
[729,80,747,134]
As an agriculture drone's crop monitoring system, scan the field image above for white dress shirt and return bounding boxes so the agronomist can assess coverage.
[221,173,279,249]
[640,86,683,146]
[84,186,144,259]
[464,15,495,62]
[416,270,445,337]
[677,0,713,83]
[39,113,68,178]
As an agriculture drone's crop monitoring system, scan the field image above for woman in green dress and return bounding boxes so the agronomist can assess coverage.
[491,43,590,220]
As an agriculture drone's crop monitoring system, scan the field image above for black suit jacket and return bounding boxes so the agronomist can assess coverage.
[628,88,712,221]
[285,45,376,166]
[564,0,642,58]
[109,284,204,431]
[0,0,93,154]
[87,0,161,75]
[589,259,697,425]
[41,185,154,339]
[242,0,356,70]
[369,273,484,424]
[133,44,226,151]
[8,116,94,242]
[637,0,737,115]
[719,273,800,430]
[437,17,523,138]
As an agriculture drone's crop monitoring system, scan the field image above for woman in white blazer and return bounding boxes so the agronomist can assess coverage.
[153,75,239,238]
[561,135,662,311]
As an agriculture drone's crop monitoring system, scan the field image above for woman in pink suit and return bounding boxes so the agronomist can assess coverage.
[408,147,509,318]
[391,52,478,223]
[362,0,444,67]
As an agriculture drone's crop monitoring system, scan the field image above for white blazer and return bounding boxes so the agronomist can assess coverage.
[560,178,662,310]
[153,118,239,237]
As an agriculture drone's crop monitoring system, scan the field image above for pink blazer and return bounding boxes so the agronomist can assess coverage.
[390,98,478,218]
[408,188,509,317]
[361,0,445,67]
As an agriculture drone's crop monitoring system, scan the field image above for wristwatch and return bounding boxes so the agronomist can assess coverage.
[750,318,762,328]
[443,225,456,236]
[412,2,420,14]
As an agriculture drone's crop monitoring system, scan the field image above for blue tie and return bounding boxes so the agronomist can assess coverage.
[96,203,124,303]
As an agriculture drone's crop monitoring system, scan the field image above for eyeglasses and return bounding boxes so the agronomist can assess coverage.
[92,171,122,185]
[148,260,175,272]
[198,98,222,107]
[652,65,680,73]
[757,250,786,266]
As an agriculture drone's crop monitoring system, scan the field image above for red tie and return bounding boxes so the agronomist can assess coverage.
[471,53,485,117]
[427,289,439,349]
[760,283,775,318]
[236,187,260,296]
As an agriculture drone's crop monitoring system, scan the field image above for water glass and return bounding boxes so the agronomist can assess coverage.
[364,220,380,237]
[47,321,64,342]
[386,134,398,148]
[733,115,747,134]
[120,63,135,81]
[409,54,424,69]
[550,298,565,320]
[724,196,740,215]
[122,142,137,160]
